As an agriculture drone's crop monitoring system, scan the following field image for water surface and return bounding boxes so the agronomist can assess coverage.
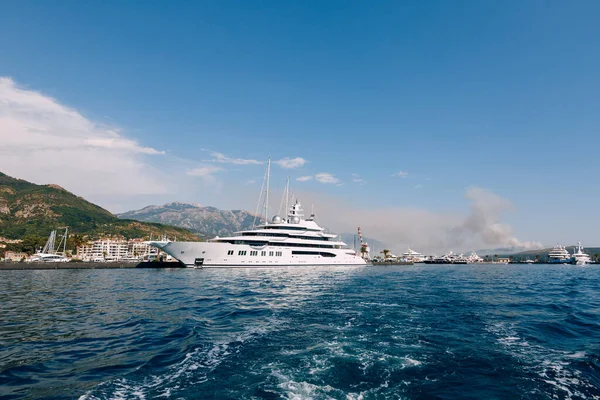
[1,265,599,399]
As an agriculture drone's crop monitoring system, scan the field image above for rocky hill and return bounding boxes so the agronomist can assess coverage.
[0,172,199,241]
[117,202,257,237]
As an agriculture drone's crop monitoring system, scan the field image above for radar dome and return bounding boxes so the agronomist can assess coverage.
[272,215,282,224]
[291,216,300,224]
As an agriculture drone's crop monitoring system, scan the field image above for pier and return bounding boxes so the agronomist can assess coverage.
[0,261,185,270]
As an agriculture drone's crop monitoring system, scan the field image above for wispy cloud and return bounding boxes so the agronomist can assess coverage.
[392,171,409,178]
[245,179,257,185]
[0,76,168,198]
[274,157,307,169]
[296,176,313,182]
[352,173,365,184]
[187,165,224,184]
[414,184,423,189]
[206,151,263,165]
[84,138,165,155]
[315,172,340,184]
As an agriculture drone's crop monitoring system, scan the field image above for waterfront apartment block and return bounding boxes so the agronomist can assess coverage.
[76,239,159,262]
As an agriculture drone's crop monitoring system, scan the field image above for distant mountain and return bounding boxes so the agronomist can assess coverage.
[0,172,198,242]
[118,202,257,238]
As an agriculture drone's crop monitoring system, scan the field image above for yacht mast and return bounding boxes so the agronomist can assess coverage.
[285,176,290,221]
[263,158,271,224]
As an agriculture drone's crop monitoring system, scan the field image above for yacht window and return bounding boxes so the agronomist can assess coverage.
[261,251,266,256]
[227,250,234,255]
[238,250,247,256]
[250,251,258,256]
[269,251,274,256]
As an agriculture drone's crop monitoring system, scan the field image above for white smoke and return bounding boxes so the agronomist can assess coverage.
[285,187,541,254]
[449,188,542,250]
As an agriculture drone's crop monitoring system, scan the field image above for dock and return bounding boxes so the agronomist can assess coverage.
[0,261,186,270]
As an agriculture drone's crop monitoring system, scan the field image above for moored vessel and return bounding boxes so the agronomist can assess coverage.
[572,242,591,266]
[28,228,70,263]
[547,244,571,264]
[149,160,366,268]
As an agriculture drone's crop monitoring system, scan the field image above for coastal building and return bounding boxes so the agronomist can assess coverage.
[4,251,28,261]
[76,238,160,262]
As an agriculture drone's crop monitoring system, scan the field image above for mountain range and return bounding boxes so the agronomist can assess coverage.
[117,202,256,238]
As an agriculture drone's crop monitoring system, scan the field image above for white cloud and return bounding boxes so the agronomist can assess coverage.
[0,77,169,200]
[274,157,307,169]
[207,152,263,165]
[352,173,365,184]
[315,172,340,184]
[245,179,257,185]
[187,165,225,185]
[296,176,313,182]
[392,171,408,178]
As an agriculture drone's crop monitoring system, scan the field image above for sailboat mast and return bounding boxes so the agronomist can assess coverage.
[62,228,68,256]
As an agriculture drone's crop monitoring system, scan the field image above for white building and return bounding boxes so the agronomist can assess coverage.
[77,238,160,262]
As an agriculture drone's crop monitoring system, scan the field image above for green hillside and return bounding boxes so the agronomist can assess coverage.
[0,172,199,253]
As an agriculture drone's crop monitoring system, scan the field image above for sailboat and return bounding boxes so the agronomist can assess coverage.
[29,228,70,262]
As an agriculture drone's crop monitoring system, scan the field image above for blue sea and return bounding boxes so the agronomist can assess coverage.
[1,265,599,399]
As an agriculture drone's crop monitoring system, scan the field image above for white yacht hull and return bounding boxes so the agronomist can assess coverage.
[151,241,367,268]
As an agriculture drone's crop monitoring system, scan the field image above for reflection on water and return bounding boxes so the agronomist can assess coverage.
[1,265,599,399]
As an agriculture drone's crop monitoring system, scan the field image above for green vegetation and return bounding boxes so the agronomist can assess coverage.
[0,171,199,254]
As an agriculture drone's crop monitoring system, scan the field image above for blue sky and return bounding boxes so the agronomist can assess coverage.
[1,1,599,251]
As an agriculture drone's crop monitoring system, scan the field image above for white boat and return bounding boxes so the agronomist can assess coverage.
[149,160,366,268]
[547,244,571,264]
[466,251,484,263]
[572,242,591,266]
[402,247,426,263]
[29,229,70,263]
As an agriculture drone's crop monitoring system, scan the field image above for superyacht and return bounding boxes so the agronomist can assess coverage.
[402,247,426,263]
[572,242,591,266]
[547,244,571,264]
[150,161,366,268]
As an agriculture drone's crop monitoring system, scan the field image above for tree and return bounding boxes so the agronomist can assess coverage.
[493,254,498,262]
[484,255,489,262]
[535,254,540,263]
[594,254,599,263]
[381,249,391,260]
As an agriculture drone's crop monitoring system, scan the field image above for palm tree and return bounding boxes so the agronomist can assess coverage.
[381,249,391,260]
[493,254,498,263]
[484,255,489,262]
[535,254,540,263]
[594,254,599,264]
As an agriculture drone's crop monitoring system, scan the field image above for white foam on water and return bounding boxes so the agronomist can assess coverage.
[79,316,286,400]
[271,369,338,400]
[485,321,598,400]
